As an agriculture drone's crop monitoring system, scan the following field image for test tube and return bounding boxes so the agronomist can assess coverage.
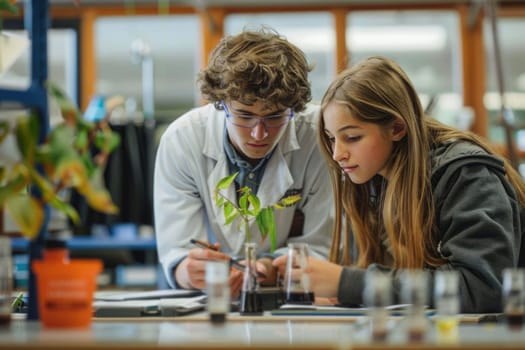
[400,269,429,342]
[502,268,525,330]
[206,260,230,324]
[363,270,391,342]
[239,242,263,315]
[284,242,314,304]
[434,270,460,344]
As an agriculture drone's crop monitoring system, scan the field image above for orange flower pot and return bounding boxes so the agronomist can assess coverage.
[32,259,102,328]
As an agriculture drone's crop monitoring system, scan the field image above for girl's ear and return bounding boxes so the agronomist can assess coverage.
[391,119,407,141]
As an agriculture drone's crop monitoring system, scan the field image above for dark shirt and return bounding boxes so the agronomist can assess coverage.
[223,125,273,197]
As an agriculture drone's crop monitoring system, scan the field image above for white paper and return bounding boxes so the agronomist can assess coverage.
[94,289,202,301]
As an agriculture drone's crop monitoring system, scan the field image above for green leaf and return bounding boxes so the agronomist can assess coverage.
[80,152,97,177]
[0,1,19,15]
[29,167,57,202]
[52,158,88,187]
[74,128,89,150]
[0,171,28,205]
[215,195,225,208]
[223,202,234,218]
[256,207,277,252]
[5,194,43,239]
[74,167,118,214]
[107,132,121,152]
[46,124,77,167]
[215,172,238,191]
[94,128,121,153]
[238,190,249,211]
[255,209,269,236]
[48,198,80,224]
[15,115,38,163]
[223,202,238,225]
[268,214,277,252]
[46,81,80,120]
[246,193,260,216]
[85,186,119,214]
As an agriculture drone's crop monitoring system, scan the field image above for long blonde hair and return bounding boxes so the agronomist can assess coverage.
[318,56,525,269]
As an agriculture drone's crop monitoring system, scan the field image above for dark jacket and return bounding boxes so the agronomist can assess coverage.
[337,141,524,313]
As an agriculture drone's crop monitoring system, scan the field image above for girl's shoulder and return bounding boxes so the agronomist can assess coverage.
[430,140,505,181]
[431,140,500,168]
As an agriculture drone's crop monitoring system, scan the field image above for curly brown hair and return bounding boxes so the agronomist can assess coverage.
[198,27,313,112]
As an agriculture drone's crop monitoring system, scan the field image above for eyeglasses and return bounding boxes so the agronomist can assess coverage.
[221,101,293,129]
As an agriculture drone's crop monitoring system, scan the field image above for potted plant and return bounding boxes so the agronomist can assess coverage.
[0,1,119,239]
[214,172,301,252]
[0,81,121,327]
[0,80,121,326]
[214,172,301,314]
[0,83,120,239]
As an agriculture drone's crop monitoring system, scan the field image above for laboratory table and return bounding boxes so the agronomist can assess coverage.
[1,313,525,349]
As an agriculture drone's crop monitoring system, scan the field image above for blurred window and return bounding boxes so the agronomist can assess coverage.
[94,15,200,119]
[484,17,525,149]
[347,11,464,129]
[0,28,78,104]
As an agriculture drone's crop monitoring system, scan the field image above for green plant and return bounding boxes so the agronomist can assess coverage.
[0,83,120,239]
[0,0,17,32]
[214,172,301,252]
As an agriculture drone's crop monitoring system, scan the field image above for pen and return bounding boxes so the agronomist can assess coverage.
[190,239,266,278]
[190,239,217,251]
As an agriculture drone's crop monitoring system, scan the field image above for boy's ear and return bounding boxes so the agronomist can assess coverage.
[391,119,407,141]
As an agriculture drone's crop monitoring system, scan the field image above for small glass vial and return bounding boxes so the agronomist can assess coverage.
[502,268,525,330]
[363,270,391,342]
[205,260,230,325]
[0,236,13,325]
[284,242,314,304]
[400,269,429,342]
[434,270,460,344]
[239,242,262,315]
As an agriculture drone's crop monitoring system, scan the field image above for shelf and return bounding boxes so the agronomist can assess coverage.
[0,0,52,321]
[11,237,157,252]
[0,0,49,138]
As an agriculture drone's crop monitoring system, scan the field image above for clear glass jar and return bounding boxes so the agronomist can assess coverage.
[363,270,391,342]
[434,270,460,343]
[400,269,429,342]
[239,242,262,315]
[206,260,230,324]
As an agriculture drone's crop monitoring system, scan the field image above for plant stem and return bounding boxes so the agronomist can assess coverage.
[244,218,250,243]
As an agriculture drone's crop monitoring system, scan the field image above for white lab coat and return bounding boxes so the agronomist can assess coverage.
[154,103,334,287]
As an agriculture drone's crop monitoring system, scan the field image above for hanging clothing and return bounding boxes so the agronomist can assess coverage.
[69,118,156,234]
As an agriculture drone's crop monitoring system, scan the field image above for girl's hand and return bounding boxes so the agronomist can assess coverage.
[272,255,343,299]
